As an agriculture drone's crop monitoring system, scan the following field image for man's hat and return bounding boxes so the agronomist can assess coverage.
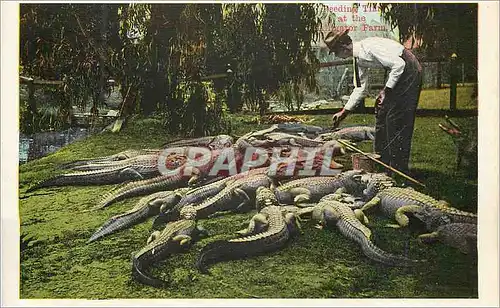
[324,29,350,54]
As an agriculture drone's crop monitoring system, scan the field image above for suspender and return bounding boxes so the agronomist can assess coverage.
[353,57,361,88]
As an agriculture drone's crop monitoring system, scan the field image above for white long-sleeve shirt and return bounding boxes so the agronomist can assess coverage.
[344,37,406,111]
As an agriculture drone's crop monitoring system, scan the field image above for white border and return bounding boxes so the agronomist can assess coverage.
[2,1,499,307]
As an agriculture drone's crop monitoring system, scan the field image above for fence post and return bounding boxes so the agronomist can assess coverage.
[436,61,442,89]
[449,53,458,112]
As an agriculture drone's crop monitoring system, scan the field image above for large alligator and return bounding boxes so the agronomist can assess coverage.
[88,188,189,242]
[132,206,206,287]
[92,148,225,210]
[236,187,314,237]
[417,222,477,255]
[93,174,189,210]
[312,193,424,267]
[59,149,161,170]
[316,125,376,142]
[161,134,234,150]
[247,132,344,155]
[196,204,300,274]
[178,173,274,220]
[357,186,477,229]
[274,170,365,205]
[26,157,162,193]
[152,167,272,229]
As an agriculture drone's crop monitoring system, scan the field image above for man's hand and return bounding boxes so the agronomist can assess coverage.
[375,87,392,112]
[332,109,349,128]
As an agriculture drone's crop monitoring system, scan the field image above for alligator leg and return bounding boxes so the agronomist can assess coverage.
[285,212,302,236]
[417,232,439,243]
[290,187,312,204]
[187,167,202,186]
[233,188,252,212]
[119,168,145,181]
[386,204,423,228]
[354,209,370,224]
[196,225,209,238]
[173,234,192,246]
[360,196,381,212]
[147,231,161,244]
[236,213,268,236]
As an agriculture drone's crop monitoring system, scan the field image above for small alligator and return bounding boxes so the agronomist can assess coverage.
[274,170,365,205]
[88,188,189,243]
[357,186,477,229]
[312,193,424,267]
[439,115,477,171]
[417,222,477,255]
[196,204,300,274]
[132,206,206,287]
[178,173,274,220]
[316,125,376,142]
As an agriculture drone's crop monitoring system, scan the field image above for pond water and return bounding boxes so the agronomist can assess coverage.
[19,128,91,164]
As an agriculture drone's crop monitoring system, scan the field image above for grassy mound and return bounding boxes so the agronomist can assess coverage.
[19,114,478,299]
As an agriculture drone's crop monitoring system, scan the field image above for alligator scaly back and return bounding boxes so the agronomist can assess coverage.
[94,173,189,210]
[59,149,159,170]
[314,196,425,267]
[196,205,299,274]
[132,207,200,287]
[88,189,188,242]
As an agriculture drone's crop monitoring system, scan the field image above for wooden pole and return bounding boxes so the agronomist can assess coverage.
[337,139,426,188]
[449,53,458,112]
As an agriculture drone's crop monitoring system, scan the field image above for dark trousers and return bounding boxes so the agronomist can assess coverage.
[374,49,422,175]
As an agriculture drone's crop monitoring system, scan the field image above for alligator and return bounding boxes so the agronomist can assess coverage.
[311,193,424,267]
[316,125,376,142]
[88,188,189,242]
[132,206,206,287]
[357,186,477,229]
[178,173,274,220]
[60,149,161,170]
[248,132,344,155]
[196,204,300,274]
[417,222,477,255]
[26,159,162,193]
[152,167,272,228]
[438,115,477,171]
[162,134,234,150]
[70,151,186,172]
[93,166,196,210]
[274,170,365,205]
[236,187,316,237]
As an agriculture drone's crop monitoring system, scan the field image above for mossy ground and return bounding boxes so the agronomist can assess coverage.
[18,89,478,299]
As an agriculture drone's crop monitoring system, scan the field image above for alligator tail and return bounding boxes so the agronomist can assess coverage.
[132,256,167,288]
[25,175,67,193]
[88,206,150,243]
[96,175,184,210]
[196,240,250,274]
[359,237,424,267]
[336,220,423,267]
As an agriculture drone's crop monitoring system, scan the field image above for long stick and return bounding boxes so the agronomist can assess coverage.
[338,139,426,188]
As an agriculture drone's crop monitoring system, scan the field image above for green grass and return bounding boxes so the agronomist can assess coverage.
[362,85,477,110]
[19,92,478,299]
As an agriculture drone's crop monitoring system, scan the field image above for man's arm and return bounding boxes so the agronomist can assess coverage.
[343,65,369,111]
[368,43,406,89]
